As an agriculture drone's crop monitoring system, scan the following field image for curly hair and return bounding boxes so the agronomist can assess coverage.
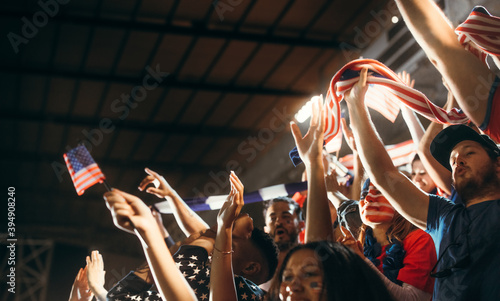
[250,228,279,283]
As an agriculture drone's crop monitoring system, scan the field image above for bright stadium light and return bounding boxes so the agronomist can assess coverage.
[295,96,321,123]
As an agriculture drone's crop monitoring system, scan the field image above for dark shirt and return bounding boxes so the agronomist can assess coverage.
[427,195,500,300]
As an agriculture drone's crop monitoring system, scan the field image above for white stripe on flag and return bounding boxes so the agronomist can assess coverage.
[258,184,288,201]
[206,195,229,210]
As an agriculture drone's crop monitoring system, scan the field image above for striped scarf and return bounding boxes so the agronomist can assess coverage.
[323,58,468,144]
[456,6,500,65]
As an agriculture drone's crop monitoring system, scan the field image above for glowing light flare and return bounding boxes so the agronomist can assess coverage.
[295,96,321,123]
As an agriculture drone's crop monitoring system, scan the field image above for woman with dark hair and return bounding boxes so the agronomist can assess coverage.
[266,241,394,301]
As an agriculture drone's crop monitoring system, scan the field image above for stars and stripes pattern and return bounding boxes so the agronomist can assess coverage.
[456,6,500,64]
[339,139,416,171]
[331,59,468,131]
[154,181,308,214]
[63,145,106,196]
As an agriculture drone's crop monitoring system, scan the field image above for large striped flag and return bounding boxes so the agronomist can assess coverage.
[63,145,106,196]
[339,139,417,171]
[456,6,500,64]
[324,58,468,145]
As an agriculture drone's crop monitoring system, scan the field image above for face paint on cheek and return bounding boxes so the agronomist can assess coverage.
[361,186,395,223]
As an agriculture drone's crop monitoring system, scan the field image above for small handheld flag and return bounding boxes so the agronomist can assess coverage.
[63,145,107,195]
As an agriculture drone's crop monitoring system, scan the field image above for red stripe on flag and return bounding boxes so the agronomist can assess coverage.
[456,6,500,60]
[324,59,468,145]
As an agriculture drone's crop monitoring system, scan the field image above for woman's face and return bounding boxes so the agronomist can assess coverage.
[411,160,437,193]
[359,183,395,226]
[279,248,326,301]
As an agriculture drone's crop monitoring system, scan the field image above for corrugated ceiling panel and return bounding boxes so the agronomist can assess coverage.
[132,132,164,161]
[85,28,126,74]
[125,82,166,122]
[263,47,321,90]
[177,37,226,82]
[39,122,65,154]
[205,40,257,85]
[241,0,290,33]
[155,134,190,163]
[53,24,91,71]
[46,77,76,115]
[116,31,160,77]
[150,34,194,74]
[177,136,214,163]
[175,0,213,23]
[152,88,192,123]
[107,129,141,160]
[72,80,107,117]
[137,0,175,23]
[19,23,57,68]
[17,121,41,153]
[230,95,276,129]
[204,93,247,127]
[20,75,48,113]
[178,91,220,125]
[234,44,289,86]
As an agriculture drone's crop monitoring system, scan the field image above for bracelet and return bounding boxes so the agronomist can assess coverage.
[213,246,234,255]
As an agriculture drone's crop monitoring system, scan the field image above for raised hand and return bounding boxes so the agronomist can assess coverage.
[104,189,155,234]
[138,168,175,199]
[398,70,415,88]
[217,171,244,231]
[341,118,356,152]
[344,67,369,107]
[69,266,94,301]
[337,226,364,259]
[290,95,325,166]
[86,250,107,301]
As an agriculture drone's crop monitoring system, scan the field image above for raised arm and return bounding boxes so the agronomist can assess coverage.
[395,0,495,127]
[291,96,334,242]
[418,82,458,195]
[398,71,425,145]
[104,189,197,301]
[341,117,364,201]
[69,266,94,301]
[344,68,429,230]
[210,171,244,301]
[139,168,209,236]
[86,250,107,301]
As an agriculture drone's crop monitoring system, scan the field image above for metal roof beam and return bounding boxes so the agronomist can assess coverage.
[1,10,341,49]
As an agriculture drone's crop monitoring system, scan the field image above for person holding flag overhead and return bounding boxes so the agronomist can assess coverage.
[394,0,500,143]
[344,66,500,300]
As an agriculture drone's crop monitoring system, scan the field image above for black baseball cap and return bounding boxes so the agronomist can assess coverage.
[430,124,500,171]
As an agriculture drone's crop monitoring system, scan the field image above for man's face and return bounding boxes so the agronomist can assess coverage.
[265,202,302,250]
[450,141,499,201]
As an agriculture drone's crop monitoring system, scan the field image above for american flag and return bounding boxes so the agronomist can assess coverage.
[63,145,106,196]
[456,6,500,64]
[339,139,416,171]
[323,58,468,144]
